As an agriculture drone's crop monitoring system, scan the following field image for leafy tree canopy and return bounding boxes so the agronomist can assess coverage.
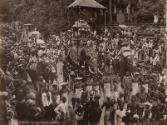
[0,0,165,34]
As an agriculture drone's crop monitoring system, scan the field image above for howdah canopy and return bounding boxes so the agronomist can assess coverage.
[67,0,106,9]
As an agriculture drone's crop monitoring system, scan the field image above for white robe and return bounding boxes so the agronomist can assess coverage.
[56,61,64,84]
[104,83,111,97]
[42,92,52,107]
[131,82,139,96]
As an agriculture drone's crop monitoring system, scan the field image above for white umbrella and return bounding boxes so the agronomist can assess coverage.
[59,82,68,86]
[119,25,127,28]
[144,102,152,107]
[29,31,41,36]
[75,76,83,80]
[36,39,45,44]
[24,23,34,26]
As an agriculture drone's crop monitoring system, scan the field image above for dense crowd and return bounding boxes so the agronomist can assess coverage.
[0,23,167,125]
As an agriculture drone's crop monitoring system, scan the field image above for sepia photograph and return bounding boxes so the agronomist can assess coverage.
[0,0,167,125]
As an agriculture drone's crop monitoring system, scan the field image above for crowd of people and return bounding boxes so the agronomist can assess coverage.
[0,22,167,125]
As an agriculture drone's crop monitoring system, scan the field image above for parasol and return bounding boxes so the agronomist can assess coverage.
[36,39,45,44]
[119,25,127,28]
[59,82,68,86]
[144,102,152,107]
[75,76,83,80]
[24,23,34,26]
[67,0,106,9]
[29,31,40,36]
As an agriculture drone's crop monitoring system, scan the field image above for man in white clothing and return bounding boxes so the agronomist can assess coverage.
[41,88,54,120]
[54,97,68,121]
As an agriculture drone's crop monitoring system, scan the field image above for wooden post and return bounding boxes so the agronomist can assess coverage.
[165,0,167,81]
[114,5,117,23]
[164,0,167,92]
[104,10,106,27]
[109,0,112,24]
[127,1,130,22]
[166,0,167,31]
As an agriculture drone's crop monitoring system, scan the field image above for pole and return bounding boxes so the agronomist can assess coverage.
[77,6,79,77]
[109,0,112,24]
[104,10,106,27]
[166,0,167,31]
[165,0,167,90]
[97,37,100,75]
[165,0,167,67]
[127,0,130,22]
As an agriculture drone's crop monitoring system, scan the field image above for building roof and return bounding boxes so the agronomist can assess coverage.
[67,0,106,9]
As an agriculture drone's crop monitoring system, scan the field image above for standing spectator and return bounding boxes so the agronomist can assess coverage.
[86,94,101,125]
[122,72,132,102]
[102,97,112,125]
[115,104,126,125]
[41,87,53,120]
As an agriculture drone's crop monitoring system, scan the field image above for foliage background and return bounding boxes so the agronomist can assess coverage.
[0,0,165,34]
